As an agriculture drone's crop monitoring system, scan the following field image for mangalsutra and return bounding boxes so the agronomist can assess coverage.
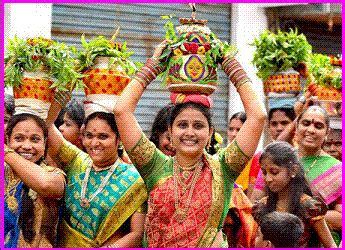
[80,159,119,209]
[304,155,320,176]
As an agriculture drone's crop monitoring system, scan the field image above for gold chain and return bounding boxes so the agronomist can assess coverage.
[304,155,320,176]
[173,157,203,223]
[5,165,21,213]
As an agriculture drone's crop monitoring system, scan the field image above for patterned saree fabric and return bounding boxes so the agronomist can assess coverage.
[4,163,65,248]
[128,133,250,247]
[56,140,147,247]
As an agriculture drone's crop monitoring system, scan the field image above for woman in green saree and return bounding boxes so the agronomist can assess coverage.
[113,43,267,247]
[45,95,147,248]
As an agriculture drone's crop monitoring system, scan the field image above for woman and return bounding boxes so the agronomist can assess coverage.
[227,111,246,143]
[253,141,336,247]
[4,113,65,248]
[113,43,267,247]
[45,95,147,248]
[149,104,175,156]
[254,105,342,245]
[58,98,85,149]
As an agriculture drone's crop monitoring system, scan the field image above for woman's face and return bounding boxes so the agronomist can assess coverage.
[170,107,212,158]
[82,117,119,167]
[59,113,81,146]
[227,118,243,143]
[158,131,176,156]
[8,119,46,163]
[261,157,291,194]
[296,109,328,153]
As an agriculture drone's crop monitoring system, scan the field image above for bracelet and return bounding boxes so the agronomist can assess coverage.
[297,95,306,105]
[223,57,251,89]
[5,147,15,155]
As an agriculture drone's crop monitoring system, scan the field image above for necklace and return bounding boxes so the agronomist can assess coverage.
[304,155,320,176]
[80,159,119,209]
[5,165,21,213]
[173,157,203,223]
[174,157,203,192]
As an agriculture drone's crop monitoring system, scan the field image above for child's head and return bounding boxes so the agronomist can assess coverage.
[255,211,304,248]
[259,141,312,215]
[260,141,304,193]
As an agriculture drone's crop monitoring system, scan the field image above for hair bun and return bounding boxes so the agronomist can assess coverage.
[170,92,213,108]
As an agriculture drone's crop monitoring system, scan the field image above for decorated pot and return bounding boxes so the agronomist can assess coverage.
[165,18,221,96]
[263,68,301,95]
[13,69,55,119]
[83,56,131,117]
[308,83,342,101]
[83,56,131,96]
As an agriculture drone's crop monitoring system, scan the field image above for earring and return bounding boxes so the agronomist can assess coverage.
[291,175,295,178]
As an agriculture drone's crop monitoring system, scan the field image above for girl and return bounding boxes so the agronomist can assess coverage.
[253,141,336,247]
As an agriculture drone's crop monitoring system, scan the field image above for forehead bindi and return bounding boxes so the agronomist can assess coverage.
[12,120,44,136]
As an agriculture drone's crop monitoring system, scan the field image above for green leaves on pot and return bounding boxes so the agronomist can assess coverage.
[76,35,141,75]
[252,29,312,80]
[307,53,342,89]
[5,36,84,91]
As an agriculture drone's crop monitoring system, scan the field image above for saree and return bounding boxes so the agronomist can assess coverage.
[4,163,64,248]
[128,133,250,248]
[56,141,147,248]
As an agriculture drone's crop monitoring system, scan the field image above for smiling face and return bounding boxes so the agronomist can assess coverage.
[82,117,119,167]
[296,109,328,153]
[170,107,212,158]
[8,118,46,163]
[268,110,293,140]
[59,113,81,146]
[227,118,243,143]
[260,157,292,194]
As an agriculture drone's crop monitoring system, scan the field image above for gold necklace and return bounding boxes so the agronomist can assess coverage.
[5,165,21,213]
[304,155,320,176]
[174,157,202,192]
[173,157,203,223]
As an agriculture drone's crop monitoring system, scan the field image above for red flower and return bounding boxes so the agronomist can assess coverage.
[203,43,211,52]
[189,42,199,54]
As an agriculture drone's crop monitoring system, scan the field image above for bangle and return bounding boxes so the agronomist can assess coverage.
[5,147,15,155]
[297,95,306,105]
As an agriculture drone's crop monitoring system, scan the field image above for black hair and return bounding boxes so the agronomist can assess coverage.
[268,107,296,122]
[297,105,330,130]
[257,141,313,223]
[5,93,15,115]
[169,102,213,130]
[6,113,49,244]
[150,104,174,147]
[84,112,122,156]
[64,99,85,128]
[229,111,246,124]
[260,211,304,248]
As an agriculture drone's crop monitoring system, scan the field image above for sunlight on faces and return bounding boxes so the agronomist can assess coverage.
[82,117,119,168]
[268,110,293,140]
[260,157,292,194]
[8,119,46,163]
[59,113,81,146]
[296,109,328,152]
[170,107,213,158]
[227,118,243,143]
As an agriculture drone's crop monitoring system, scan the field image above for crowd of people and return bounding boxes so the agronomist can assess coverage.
[4,41,342,248]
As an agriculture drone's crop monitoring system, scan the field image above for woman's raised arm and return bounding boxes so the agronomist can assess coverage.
[114,42,167,152]
[222,56,267,158]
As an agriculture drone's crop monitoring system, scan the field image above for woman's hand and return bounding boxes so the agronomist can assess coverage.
[152,40,168,59]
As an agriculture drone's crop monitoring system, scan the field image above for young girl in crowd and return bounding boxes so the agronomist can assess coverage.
[253,141,336,247]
